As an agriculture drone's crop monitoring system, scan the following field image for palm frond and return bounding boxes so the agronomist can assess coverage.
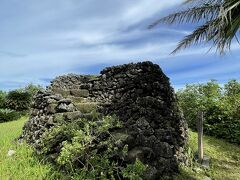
[171,19,221,54]
[215,4,240,53]
[213,0,240,53]
[149,0,240,55]
[184,0,223,5]
[148,4,221,29]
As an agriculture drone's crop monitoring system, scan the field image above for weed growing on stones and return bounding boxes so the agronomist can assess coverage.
[37,115,147,179]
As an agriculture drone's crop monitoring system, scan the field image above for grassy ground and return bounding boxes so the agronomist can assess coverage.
[175,131,240,180]
[0,117,240,179]
[0,117,53,179]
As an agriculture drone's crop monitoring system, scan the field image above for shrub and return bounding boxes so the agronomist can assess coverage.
[177,80,240,144]
[24,83,44,100]
[37,115,147,179]
[5,90,31,111]
[0,108,21,123]
[0,91,7,108]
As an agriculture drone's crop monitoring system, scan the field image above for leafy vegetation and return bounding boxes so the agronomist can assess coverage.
[177,79,240,144]
[0,91,7,108]
[37,115,147,179]
[23,83,44,100]
[149,0,240,54]
[0,108,21,123]
[1,117,240,179]
[5,90,32,111]
[0,84,43,123]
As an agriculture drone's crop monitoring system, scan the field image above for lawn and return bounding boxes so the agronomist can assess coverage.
[0,117,53,179]
[0,117,240,179]
[175,131,240,180]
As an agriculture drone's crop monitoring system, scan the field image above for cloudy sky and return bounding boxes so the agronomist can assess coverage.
[1,0,240,91]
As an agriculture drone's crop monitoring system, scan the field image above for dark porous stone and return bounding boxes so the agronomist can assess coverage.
[49,94,62,101]
[20,61,188,178]
[57,103,75,112]
[58,98,72,104]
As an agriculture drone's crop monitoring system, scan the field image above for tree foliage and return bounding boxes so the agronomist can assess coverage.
[0,91,7,108]
[0,84,43,123]
[0,84,43,113]
[5,90,32,111]
[23,83,44,100]
[0,108,21,123]
[149,0,240,54]
[177,79,240,144]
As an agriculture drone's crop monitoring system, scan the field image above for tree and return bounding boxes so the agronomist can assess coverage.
[24,83,44,99]
[224,79,240,97]
[149,0,240,54]
[177,80,240,144]
[5,90,31,111]
[0,90,7,108]
[177,80,222,129]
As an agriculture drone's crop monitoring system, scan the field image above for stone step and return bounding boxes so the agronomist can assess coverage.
[52,88,70,97]
[70,89,89,97]
[67,96,84,103]
[53,111,101,123]
[75,102,98,113]
[53,111,84,122]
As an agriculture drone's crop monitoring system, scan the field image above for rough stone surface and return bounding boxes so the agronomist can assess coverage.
[20,61,188,178]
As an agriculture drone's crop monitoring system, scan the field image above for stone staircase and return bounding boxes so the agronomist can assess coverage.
[51,88,99,121]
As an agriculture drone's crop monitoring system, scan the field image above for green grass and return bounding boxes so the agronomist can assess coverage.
[1,117,240,179]
[0,116,53,179]
[175,131,240,180]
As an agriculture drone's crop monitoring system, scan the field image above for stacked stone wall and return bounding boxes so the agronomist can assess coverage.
[21,61,188,178]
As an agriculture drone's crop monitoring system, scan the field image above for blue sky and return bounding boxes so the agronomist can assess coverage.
[0,0,240,91]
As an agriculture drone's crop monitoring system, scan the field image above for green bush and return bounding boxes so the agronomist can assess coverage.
[37,115,146,179]
[177,80,240,144]
[24,83,44,100]
[5,90,31,111]
[0,108,21,123]
[0,91,7,108]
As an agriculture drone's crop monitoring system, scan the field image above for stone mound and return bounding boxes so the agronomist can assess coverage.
[21,61,188,178]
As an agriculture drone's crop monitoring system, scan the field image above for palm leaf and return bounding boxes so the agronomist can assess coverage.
[149,0,240,55]
[184,0,223,5]
[171,19,221,54]
[148,4,221,29]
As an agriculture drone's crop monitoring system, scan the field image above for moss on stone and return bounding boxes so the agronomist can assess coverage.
[63,111,82,120]
[52,89,70,97]
[75,102,98,113]
[70,89,89,97]
[53,113,64,123]
[67,96,84,103]
[47,103,58,114]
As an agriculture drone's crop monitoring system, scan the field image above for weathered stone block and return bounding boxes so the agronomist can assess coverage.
[52,88,70,97]
[67,96,84,103]
[63,111,82,120]
[57,103,75,112]
[58,98,72,104]
[47,103,57,114]
[70,89,89,97]
[75,102,98,113]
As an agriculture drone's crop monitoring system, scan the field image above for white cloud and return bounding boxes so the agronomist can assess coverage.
[0,0,240,90]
